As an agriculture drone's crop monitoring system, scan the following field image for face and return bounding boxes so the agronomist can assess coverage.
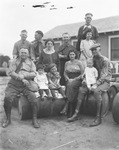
[62,34,70,43]
[20,32,27,40]
[69,52,76,60]
[35,32,42,41]
[92,47,101,56]
[87,60,93,68]
[38,68,44,74]
[86,32,92,39]
[46,41,54,49]
[50,66,57,73]
[85,15,92,24]
[19,51,29,60]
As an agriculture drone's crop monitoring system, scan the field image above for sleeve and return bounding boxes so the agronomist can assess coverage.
[76,27,83,52]
[38,51,43,65]
[94,68,98,78]
[12,43,18,58]
[64,62,69,81]
[80,40,84,52]
[30,43,35,61]
[98,60,112,83]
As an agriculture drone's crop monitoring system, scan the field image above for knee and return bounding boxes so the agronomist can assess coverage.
[28,92,37,102]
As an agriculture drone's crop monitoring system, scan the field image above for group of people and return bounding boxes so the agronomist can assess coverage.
[2,13,112,129]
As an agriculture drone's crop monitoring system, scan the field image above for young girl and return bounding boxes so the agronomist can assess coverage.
[82,58,98,90]
[47,63,66,99]
[80,29,95,68]
[34,64,51,99]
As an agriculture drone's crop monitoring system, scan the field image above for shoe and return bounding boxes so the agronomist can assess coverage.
[2,119,11,128]
[32,117,40,128]
[67,113,78,122]
[90,116,102,127]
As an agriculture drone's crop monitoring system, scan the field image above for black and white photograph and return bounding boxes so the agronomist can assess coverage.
[0,0,119,149]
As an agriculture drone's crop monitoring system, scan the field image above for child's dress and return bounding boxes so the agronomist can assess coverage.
[34,72,49,89]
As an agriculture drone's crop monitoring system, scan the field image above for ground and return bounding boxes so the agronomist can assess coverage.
[0,77,119,150]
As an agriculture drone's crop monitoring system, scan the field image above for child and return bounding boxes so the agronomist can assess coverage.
[47,63,66,99]
[34,64,51,99]
[82,58,98,90]
[80,29,95,68]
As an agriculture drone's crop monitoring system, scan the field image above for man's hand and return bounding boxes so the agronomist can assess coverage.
[22,79,29,86]
[17,74,24,81]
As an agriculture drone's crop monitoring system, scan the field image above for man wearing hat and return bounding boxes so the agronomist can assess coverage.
[2,48,40,128]
[13,30,32,59]
[31,30,44,62]
[67,43,112,127]
[76,13,99,54]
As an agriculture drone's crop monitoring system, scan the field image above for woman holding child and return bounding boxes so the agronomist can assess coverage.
[60,50,84,117]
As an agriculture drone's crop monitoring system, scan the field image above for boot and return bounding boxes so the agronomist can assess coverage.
[90,116,102,127]
[2,100,12,128]
[67,109,79,122]
[31,103,40,128]
[90,100,102,127]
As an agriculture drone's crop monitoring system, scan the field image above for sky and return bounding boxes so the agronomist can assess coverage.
[0,0,119,58]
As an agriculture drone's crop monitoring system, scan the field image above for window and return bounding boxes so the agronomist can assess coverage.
[54,41,62,52]
[109,35,119,61]
[71,39,77,48]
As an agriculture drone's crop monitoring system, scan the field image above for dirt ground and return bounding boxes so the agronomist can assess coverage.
[0,77,119,150]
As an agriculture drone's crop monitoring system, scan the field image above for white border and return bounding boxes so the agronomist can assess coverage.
[108,35,119,61]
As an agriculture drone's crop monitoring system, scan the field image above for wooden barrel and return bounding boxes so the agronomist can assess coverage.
[81,92,109,117]
[112,92,119,124]
[18,95,65,120]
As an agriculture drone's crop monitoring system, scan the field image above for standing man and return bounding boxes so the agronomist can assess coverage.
[76,13,99,53]
[2,48,40,128]
[13,30,32,59]
[68,43,112,127]
[58,32,76,85]
[31,30,44,62]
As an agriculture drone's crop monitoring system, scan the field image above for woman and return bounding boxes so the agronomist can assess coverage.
[37,38,59,71]
[80,29,95,68]
[60,50,84,119]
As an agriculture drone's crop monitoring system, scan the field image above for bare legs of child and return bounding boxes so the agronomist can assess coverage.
[39,89,51,100]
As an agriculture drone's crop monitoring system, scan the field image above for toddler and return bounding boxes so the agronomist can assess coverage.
[82,58,98,90]
[34,64,50,99]
[47,63,66,99]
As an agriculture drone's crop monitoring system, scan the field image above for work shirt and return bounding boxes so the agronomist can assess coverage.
[13,40,32,58]
[93,55,112,84]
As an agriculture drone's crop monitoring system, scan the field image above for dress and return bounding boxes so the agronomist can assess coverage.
[58,43,76,85]
[64,59,84,102]
[80,39,95,68]
[84,67,98,89]
[38,49,59,71]
[34,72,49,89]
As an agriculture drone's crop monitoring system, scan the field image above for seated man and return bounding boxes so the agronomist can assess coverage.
[67,43,112,127]
[2,48,40,128]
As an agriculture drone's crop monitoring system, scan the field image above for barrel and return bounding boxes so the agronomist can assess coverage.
[112,92,119,124]
[81,92,109,117]
[18,95,65,120]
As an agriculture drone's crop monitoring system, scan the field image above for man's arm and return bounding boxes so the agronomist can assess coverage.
[12,42,18,59]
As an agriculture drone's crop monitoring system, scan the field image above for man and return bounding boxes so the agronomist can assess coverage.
[13,30,32,59]
[2,48,40,128]
[31,30,44,62]
[76,13,99,53]
[58,32,76,85]
[68,43,112,127]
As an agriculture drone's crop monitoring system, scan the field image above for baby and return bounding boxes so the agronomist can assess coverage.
[82,58,98,90]
[47,63,66,99]
[34,64,51,99]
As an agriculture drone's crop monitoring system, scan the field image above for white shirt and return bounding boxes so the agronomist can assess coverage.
[85,67,98,88]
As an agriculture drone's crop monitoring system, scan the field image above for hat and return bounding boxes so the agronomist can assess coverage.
[90,43,101,51]
[85,13,93,17]
[19,48,29,54]
[35,30,43,37]
[37,64,44,71]
[47,63,56,72]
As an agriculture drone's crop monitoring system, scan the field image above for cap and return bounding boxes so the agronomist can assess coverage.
[90,43,101,51]
[35,30,44,37]
[47,63,56,72]
[85,13,93,17]
[19,48,29,54]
